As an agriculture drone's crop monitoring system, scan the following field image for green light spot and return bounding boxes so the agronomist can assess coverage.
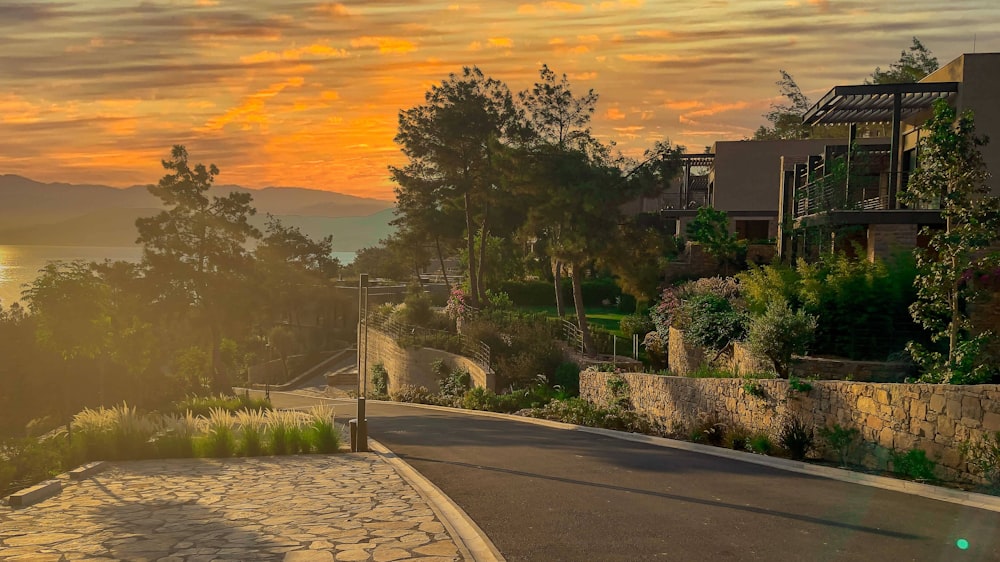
[957,539,970,550]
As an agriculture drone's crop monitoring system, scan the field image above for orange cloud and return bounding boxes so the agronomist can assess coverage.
[684,101,749,118]
[488,37,514,48]
[618,53,679,63]
[664,99,703,110]
[605,107,626,120]
[569,71,597,80]
[312,3,352,16]
[350,37,418,54]
[241,43,350,64]
[202,77,306,132]
[637,30,672,39]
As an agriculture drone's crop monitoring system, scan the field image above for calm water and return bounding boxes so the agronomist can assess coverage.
[0,245,355,308]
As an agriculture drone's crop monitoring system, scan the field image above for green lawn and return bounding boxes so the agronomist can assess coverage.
[516,305,627,337]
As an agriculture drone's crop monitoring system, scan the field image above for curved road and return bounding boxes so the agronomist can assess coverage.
[269,393,1000,562]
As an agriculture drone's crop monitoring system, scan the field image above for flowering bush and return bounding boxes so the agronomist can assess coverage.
[444,288,472,321]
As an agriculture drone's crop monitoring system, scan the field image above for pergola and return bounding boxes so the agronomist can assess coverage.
[802,82,958,208]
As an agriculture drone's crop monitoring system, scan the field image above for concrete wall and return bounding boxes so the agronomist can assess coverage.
[667,327,914,382]
[361,329,496,395]
[921,53,1000,197]
[581,370,1000,483]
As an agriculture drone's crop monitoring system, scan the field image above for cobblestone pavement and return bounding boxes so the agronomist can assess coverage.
[0,455,465,561]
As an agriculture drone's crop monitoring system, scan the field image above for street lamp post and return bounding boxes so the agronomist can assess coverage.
[354,273,369,452]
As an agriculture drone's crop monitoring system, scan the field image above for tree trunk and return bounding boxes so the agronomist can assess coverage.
[553,259,565,317]
[570,262,595,354]
[464,191,479,308]
[476,202,490,304]
[435,236,450,288]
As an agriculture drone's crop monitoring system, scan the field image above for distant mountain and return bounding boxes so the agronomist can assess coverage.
[0,174,396,250]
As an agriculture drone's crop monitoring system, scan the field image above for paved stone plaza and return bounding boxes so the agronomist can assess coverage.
[0,455,464,561]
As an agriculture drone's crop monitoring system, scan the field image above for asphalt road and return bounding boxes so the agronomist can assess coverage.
[268,392,1000,562]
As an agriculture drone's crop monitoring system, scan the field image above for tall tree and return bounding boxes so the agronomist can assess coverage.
[392,67,521,307]
[869,37,939,84]
[901,99,1000,383]
[256,216,339,328]
[519,65,599,318]
[136,145,260,392]
[753,71,813,140]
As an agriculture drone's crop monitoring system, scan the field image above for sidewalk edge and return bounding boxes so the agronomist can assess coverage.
[368,437,506,562]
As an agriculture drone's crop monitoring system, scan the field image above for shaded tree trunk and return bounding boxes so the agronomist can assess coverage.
[553,259,565,317]
[464,191,479,308]
[435,237,450,288]
[476,201,490,304]
[570,262,595,354]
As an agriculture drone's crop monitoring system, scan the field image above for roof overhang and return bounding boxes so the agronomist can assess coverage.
[802,82,959,125]
[679,153,714,167]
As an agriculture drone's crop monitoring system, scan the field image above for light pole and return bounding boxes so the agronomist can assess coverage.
[354,273,369,452]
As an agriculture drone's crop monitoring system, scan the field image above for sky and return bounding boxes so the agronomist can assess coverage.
[2,1,999,201]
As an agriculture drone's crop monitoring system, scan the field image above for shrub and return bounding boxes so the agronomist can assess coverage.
[681,294,746,352]
[390,384,433,404]
[307,404,341,454]
[437,364,471,399]
[157,412,201,458]
[749,433,773,455]
[371,363,389,397]
[525,398,652,433]
[268,410,309,455]
[962,431,1000,488]
[553,362,581,396]
[690,412,726,446]
[819,424,859,467]
[204,407,236,458]
[171,394,271,417]
[725,425,752,451]
[235,409,267,457]
[788,377,813,394]
[745,300,817,378]
[619,313,654,339]
[779,417,815,460]
[742,379,766,398]
[890,448,937,481]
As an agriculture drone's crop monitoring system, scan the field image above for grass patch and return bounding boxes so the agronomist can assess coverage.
[515,306,628,337]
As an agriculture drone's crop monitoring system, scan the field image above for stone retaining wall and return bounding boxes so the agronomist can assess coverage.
[581,370,1000,483]
[361,330,496,394]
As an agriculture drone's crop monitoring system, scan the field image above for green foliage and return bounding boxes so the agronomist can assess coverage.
[687,365,735,379]
[868,37,938,84]
[553,362,581,396]
[749,433,773,455]
[753,70,813,140]
[619,313,654,339]
[690,412,726,446]
[746,300,817,378]
[900,99,1000,383]
[170,394,272,418]
[725,425,752,451]
[436,361,472,399]
[686,207,745,272]
[890,448,937,481]
[682,294,746,352]
[524,398,652,433]
[787,377,814,394]
[737,263,801,315]
[605,373,630,408]
[961,431,1000,488]
[0,436,71,497]
[742,379,766,398]
[819,424,859,467]
[779,417,815,460]
[307,405,341,454]
[390,384,434,404]
[371,363,389,398]
[462,312,563,388]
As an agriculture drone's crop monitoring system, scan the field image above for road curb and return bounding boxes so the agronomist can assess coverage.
[365,399,1000,513]
[368,438,506,562]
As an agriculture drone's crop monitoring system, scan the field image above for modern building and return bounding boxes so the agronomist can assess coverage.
[778,52,1000,261]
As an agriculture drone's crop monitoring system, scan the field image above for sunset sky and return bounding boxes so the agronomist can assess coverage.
[2,1,999,201]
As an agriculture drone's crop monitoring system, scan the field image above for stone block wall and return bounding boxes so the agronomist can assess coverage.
[581,370,1000,483]
[361,330,495,395]
[867,223,918,262]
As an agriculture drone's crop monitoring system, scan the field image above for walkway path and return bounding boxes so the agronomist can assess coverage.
[0,455,463,561]
[270,393,1000,562]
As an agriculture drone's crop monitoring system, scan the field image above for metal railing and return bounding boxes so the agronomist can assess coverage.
[363,310,491,370]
